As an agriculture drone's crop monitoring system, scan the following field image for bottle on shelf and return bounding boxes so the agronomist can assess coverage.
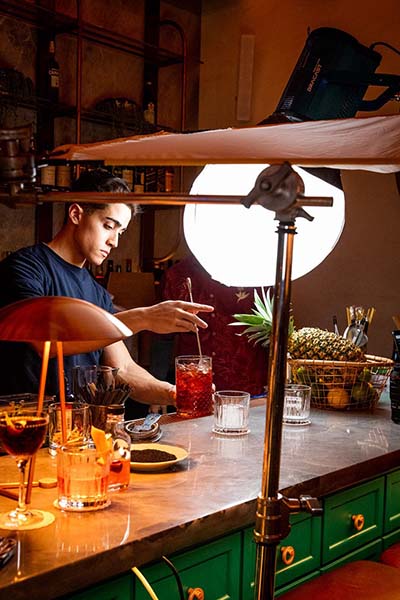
[143,80,156,124]
[38,149,56,190]
[165,167,174,193]
[95,264,106,287]
[144,167,157,192]
[105,259,114,287]
[121,167,134,189]
[47,39,60,103]
[134,168,145,193]
[56,164,71,189]
[125,258,132,273]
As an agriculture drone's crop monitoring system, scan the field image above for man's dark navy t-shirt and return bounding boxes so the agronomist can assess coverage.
[0,243,114,397]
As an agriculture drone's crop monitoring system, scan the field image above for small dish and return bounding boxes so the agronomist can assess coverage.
[125,419,163,443]
[130,443,188,472]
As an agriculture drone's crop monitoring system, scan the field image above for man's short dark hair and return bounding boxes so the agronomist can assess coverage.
[72,168,131,194]
[69,168,139,217]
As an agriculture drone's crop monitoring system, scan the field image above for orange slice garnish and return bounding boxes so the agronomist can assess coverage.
[91,425,112,464]
[4,412,24,432]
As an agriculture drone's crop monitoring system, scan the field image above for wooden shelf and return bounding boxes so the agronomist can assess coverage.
[0,0,184,67]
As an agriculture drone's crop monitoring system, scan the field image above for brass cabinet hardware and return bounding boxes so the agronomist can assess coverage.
[352,513,365,531]
[187,587,205,600]
[281,545,296,565]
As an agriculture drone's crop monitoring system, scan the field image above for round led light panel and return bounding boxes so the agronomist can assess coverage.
[184,163,345,287]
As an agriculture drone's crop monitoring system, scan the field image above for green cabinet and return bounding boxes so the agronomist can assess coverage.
[242,512,322,600]
[322,477,384,563]
[67,469,400,600]
[133,533,241,600]
[320,538,383,573]
[385,469,400,534]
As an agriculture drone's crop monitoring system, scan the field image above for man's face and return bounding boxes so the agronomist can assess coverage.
[73,203,132,266]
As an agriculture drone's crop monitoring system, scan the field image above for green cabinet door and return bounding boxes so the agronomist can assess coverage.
[66,573,133,600]
[320,538,383,573]
[242,512,321,600]
[385,469,400,534]
[134,533,241,600]
[322,477,384,564]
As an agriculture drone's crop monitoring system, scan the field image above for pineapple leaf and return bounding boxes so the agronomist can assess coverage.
[229,287,295,347]
[230,314,265,326]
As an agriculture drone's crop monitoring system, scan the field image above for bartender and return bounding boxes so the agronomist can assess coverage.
[0,168,213,407]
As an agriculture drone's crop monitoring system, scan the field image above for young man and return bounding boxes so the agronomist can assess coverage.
[0,169,213,406]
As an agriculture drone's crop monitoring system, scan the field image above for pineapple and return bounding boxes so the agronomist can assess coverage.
[230,290,364,362]
[288,327,364,361]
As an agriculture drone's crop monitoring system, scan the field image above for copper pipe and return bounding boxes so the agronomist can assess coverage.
[40,191,332,206]
[159,19,188,198]
[159,19,187,132]
[75,0,83,147]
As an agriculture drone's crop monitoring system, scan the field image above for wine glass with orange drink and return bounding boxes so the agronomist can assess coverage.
[0,407,51,529]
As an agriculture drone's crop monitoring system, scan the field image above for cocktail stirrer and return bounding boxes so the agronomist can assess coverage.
[186,277,203,359]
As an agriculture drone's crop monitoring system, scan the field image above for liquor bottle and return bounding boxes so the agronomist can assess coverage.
[56,164,71,189]
[105,406,131,491]
[121,168,134,189]
[95,264,105,287]
[143,80,156,124]
[47,39,60,103]
[144,166,157,192]
[105,259,114,287]
[125,258,132,273]
[39,150,56,190]
[165,167,174,193]
[390,331,400,424]
[134,168,145,193]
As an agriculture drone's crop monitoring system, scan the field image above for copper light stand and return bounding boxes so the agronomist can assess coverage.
[243,163,329,600]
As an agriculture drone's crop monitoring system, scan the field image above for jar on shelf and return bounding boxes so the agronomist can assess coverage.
[105,405,131,491]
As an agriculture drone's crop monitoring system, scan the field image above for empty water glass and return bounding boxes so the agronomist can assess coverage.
[283,384,311,426]
[213,390,250,436]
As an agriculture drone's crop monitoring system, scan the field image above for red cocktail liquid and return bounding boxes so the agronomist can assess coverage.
[176,357,213,418]
[0,416,47,458]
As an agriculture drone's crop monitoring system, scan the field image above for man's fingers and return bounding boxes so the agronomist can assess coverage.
[193,316,208,329]
[177,301,214,313]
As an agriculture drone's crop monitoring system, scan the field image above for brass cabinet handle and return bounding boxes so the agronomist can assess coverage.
[352,513,365,531]
[187,587,205,600]
[281,545,296,565]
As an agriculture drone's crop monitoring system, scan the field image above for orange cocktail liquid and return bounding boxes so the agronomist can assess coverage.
[108,457,130,491]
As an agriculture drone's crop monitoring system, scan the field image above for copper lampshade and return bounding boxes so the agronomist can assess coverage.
[0,296,132,355]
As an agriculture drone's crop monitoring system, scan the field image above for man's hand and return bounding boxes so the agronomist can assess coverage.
[115,300,214,335]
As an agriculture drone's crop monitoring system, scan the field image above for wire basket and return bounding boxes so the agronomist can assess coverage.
[288,354,393,410]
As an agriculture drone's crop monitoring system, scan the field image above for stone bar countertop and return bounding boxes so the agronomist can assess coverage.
[1,397,400,599]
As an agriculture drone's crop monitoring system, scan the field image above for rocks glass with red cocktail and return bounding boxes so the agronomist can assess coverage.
[175,355,213,418]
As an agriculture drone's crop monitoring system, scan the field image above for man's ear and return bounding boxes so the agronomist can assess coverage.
[68,203,84,225]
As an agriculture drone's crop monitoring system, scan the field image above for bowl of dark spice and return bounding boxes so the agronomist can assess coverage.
[130,443,188,472]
